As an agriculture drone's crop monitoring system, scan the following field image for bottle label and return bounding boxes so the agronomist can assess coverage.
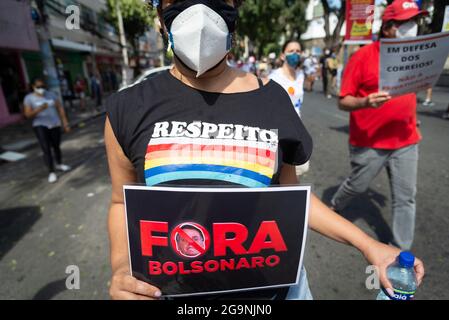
[382,287,415,300]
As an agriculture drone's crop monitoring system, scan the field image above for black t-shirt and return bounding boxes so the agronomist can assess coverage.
[107,70,312,187]
[106,70,313,299]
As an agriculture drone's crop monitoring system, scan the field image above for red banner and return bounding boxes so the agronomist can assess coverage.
[345,0,375,44]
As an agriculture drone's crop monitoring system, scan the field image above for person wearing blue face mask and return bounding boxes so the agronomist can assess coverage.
[270,41,309,176]
[269,40,304,118]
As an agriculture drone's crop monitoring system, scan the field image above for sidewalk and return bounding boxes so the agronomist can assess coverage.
[0,96,108,157]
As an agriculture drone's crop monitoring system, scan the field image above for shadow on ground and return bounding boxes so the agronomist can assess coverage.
[32,279,67,300]
[330,125,349,135]
[322,186,395,245]
[62,146,109,190]
[0,207,41,260]
[417,109,447,120]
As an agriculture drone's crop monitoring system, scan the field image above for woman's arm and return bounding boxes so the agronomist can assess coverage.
[23,103,47,119]
[279,165,369,246]
[279,164,425,292]
[105,116,162,300]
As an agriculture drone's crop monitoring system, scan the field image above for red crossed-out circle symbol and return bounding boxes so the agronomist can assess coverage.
[170,222,210,258]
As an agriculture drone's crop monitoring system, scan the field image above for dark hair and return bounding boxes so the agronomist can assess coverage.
[234,0,244,7]
[379,20,396,38]
[281,40,301,53]
[31,77,45,85]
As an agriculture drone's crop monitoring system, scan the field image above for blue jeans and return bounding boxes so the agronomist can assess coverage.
[285,266,313,300]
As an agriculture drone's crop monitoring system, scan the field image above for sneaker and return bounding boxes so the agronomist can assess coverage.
[327,95,332,99]
[422,100,434,107]
[48,172,58,183]
[55,164,71,172]
[442,112,449,120]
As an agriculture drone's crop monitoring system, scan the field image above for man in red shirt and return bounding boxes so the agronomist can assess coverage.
[331,0,428,250]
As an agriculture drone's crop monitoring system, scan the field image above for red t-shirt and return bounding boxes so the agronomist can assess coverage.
[340,42,421,150]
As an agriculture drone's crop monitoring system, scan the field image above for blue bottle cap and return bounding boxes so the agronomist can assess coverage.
[399,251,415,268]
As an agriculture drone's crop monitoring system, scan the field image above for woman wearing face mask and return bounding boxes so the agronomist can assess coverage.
[269,40,304,117]
[269,40,309,176]
[23,78,71,184]
[106,0,424,300]
[331,0,427,251]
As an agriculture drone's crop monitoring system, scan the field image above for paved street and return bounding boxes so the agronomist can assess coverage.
[0,116,111,299]
[0,83,448,300]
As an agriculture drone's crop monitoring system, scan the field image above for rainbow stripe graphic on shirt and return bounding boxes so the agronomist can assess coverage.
[144,122,279,188]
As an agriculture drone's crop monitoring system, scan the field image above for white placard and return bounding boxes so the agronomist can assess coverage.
[379,32,449,96]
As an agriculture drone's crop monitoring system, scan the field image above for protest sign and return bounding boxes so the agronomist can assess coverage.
[124,185,310,297]
[344,0,375,44]
[380,32,449,96]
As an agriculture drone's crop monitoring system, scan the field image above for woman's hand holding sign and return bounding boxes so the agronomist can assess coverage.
[110,265,162,300]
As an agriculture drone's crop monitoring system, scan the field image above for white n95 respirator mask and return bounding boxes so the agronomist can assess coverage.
[396,21,418,39]
[163,0,238,77]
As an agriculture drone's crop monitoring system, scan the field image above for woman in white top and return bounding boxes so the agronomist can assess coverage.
[269,40,305,117]
[270,40,309,174]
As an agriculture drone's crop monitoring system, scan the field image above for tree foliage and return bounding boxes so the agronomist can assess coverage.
[322,0,346,50]
[103,0,156,73]
[104,0,156,51]
[236,0,308,57]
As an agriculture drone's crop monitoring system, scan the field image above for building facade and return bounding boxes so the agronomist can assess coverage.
[0,0,40,127]
[0,0,128,127]
[43,0,123,97]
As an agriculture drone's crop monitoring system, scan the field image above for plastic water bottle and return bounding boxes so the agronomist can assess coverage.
[377,251,417,300]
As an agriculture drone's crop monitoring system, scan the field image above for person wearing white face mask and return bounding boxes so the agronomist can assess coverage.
[331,0,428,251]
[23,78,72,183]
[162,0,238,77]
[395,19,419,38]
[105,0,425,301]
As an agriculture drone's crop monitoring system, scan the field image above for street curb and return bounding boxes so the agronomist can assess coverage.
[69,110,106,129]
